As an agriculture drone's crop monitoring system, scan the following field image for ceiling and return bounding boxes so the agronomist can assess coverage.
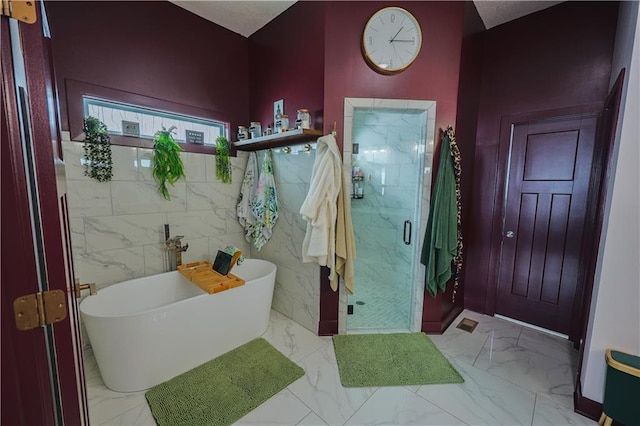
[170,1,564,38]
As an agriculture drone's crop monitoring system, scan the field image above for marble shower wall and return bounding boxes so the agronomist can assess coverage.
[347,109,428,329]
[340,98,437,334]
[249,147,320,334]
[62,133,251,289]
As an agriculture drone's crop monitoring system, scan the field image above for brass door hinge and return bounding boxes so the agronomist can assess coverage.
[13,290,67,331]
[1,0,37,24]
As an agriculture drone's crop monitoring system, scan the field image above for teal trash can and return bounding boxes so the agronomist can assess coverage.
[599,349,640,426]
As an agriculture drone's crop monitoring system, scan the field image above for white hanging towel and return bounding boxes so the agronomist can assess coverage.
[300,134,342,281]
[251,150,278,250]
[236,152,259,243]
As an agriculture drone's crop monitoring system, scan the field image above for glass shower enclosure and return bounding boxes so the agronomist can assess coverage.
[343,98,435,332]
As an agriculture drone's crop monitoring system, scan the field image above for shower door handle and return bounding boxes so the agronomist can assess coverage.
[403,220,412,245]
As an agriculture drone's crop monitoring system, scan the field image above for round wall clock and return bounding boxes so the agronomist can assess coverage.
[362,7,423,74]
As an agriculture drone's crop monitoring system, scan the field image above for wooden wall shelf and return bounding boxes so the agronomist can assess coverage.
[233,129,323,151]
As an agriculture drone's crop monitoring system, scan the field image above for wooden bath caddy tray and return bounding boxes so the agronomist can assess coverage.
[177,260,245,294]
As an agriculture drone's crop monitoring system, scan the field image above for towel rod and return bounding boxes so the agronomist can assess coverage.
[280,143,316,154]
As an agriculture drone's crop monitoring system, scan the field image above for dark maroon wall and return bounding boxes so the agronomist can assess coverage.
[322,1,466,331]
[324,1,466,146]
[453,2,486,309]
[46,1,249,132]
[248,1,325,132]
[463,1,619,313]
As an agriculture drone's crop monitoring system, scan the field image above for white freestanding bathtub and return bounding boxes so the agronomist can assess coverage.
[80,259,276,392]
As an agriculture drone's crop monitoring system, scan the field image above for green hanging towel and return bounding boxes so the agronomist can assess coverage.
[421,129,458,297]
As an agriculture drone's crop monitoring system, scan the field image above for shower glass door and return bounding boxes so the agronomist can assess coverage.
[347,106,427,331]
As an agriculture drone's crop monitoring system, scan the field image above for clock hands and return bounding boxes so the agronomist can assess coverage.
[390,39,414,43]
[389,26,404,43]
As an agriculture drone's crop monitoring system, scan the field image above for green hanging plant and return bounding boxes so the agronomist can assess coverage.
[215,135,232,184]
[82,116,113,182]
[152,126,186,200]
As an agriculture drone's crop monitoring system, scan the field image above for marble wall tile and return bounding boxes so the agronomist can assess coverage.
[274,211,304,268]
[180,152,207,182]
[136,148,154,182]
[62,141,90,181]
[74,247,145,287]
[69,217,86,254]
[111,181,186,214]
[110,146,139,181]
[186,182,237,211]
[66,180,113,218]
[288,267,318,333]
[252,230,282,263]
[277,183,308,213]
[226,208,246,235]
[143,244,167,275]
[166,209,227,239]
[272,280,294,319]
[208,233,251,259]
[84,213,167,252]
[273,151,314,184]
[180,236,210,264]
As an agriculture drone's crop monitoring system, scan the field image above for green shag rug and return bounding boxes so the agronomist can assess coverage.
[332,332,464,387]
[145,338,304,426]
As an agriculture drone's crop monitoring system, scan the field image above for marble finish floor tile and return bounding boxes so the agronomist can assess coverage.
[83,349,148,425]
[431,309,522,366]
[287,342,376,425]
[262,310,330,362]
[474,333,576,408]
[236,389,311,425]
[97,402,155,426]
[83,308,592,425]
[297,412,328,425]
[532,395,598,425]
[86,382,147,425]
[417,358,536,426]
[345,387,467,425]
[518,327,578,365]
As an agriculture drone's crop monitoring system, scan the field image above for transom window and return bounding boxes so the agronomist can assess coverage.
[83,97,227,147]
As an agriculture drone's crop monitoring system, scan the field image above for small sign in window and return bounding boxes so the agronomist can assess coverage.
[122,120,140,137]
[186,129,204,144]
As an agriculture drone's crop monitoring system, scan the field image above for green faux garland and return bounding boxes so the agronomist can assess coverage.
[215,136,232,184]
[82,116,113,182]
[152,126,186,200]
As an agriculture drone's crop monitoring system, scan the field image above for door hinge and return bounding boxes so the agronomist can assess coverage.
[13,290,67,331]
[1,0,37,24]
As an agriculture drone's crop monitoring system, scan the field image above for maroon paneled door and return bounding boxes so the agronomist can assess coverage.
[496,114,597,334]
[1,3,87,424]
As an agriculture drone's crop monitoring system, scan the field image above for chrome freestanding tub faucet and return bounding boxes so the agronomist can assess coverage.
[164,224,189,271]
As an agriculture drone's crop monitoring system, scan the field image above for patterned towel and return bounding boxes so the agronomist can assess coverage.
[251,150,278,250]
[237,152,258,243]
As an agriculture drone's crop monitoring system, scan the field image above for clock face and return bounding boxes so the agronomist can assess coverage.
[362,7,422,74]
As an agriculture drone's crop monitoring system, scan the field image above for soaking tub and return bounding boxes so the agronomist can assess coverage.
[80,259,276,392]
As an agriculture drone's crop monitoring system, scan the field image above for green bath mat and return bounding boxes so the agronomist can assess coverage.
[145,338,304,426]
[332,332,464,387]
